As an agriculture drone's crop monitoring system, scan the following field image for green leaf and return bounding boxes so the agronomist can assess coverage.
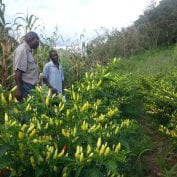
[35,166,44,177]
[75,166,83,177]
[105,159,117,173]
[80,167,100,177]
[119,138,130,151]
[0,144,11,157]
[0,156,13,169]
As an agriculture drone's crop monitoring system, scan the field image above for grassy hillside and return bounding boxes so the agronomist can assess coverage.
[112,46,177,75]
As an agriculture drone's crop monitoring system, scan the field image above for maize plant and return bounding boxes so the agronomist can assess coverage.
[0,0,17,88]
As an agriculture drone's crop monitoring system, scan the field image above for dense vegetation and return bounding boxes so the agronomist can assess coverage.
[0,47,177,176]
[0,0,177,176]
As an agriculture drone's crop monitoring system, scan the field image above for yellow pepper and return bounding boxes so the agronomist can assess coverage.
[29,129,36,138]
[45,96,50,106]
[30,156,35,168]
[18,131,25,140]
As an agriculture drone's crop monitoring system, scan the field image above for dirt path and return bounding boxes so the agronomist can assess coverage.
[140,117,177,177]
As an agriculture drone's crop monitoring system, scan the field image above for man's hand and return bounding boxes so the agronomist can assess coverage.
[14,69,23,101]
[51,88,58,95]
[15,88,22,101]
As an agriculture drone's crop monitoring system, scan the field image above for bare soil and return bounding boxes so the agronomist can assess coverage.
[140,117,177,177]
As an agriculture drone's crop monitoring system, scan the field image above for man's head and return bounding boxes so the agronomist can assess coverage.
[49,50,59,64]
[24,31,39,49]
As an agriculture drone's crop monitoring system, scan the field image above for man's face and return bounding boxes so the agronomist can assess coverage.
[31,36,39,49]
[51,51,59,63]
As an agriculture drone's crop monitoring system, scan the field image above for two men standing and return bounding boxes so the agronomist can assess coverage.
[13,31,64,100]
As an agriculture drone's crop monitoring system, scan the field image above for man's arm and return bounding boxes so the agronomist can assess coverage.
[43,78,58,94]
[14,69,23,100]
[43,78,51,87]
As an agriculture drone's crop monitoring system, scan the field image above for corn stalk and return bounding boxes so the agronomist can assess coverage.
[0,0,17,88]
[13,11,40,40]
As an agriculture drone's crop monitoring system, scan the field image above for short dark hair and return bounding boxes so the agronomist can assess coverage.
[24,31,39,42]
[49,49,57,58]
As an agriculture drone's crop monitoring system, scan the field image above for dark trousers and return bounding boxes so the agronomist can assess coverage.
[22,81,35,98]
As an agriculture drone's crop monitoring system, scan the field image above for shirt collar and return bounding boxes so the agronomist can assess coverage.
[50,61,60,67]
[23,41,32,52]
